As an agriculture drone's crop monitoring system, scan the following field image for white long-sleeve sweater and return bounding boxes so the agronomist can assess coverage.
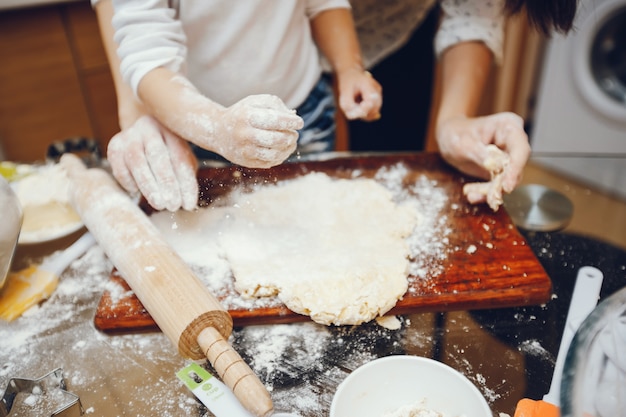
[110,0,349,109]
[99,0,505,108]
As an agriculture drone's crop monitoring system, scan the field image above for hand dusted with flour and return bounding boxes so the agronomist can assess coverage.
[140,70,303,170]
[437,112,526,210]
[107,115,199,212]
[188,93,302,169]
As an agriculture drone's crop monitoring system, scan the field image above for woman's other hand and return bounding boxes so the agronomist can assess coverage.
[107,115,199,212]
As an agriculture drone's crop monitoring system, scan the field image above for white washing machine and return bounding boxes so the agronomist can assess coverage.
[530,0,626,199]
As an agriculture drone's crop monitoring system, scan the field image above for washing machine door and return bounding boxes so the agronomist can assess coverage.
[572,1,626,124]
[529,0,626,199]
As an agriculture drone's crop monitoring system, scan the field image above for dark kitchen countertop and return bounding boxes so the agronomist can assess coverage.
[1,169,625,416]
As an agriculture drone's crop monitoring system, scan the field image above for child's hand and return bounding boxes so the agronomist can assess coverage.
[212,94,303,168]
[336,68,382,121]
[107,115,199,212]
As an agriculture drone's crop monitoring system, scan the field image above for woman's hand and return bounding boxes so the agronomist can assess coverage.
[436,112,531,208]
[107,115,199,212]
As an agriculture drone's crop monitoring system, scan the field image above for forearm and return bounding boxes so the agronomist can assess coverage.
[138,67,303,168]
[310,8,364,73]
[94,0,145,129]
[436,41,493,127]
[137,67,225,151]
[310,7,381,120]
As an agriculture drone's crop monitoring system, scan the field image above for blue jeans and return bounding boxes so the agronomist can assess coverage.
[293,74,336,155]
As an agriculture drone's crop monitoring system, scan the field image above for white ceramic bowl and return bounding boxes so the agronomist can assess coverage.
[330,355,492,417]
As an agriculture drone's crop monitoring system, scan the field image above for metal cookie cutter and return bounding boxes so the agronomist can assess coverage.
[0,368,84,417]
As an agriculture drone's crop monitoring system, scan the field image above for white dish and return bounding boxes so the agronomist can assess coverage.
[12,163,84,245]
[18,221,84,245]
[330,355,491,417]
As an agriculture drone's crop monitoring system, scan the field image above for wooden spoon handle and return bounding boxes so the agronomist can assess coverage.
[197,327,273,417]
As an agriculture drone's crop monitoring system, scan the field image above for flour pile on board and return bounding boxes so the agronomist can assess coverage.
[152,163,451,325]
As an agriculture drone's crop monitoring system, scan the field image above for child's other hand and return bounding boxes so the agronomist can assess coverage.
[337,68,382,121]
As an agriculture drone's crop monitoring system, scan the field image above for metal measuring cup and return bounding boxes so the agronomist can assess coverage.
[0,175,23,289]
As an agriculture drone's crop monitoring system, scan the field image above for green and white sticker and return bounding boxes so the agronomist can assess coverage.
[177,363,254,417]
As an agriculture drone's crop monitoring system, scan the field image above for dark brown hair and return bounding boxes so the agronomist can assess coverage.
[505,0,578,34]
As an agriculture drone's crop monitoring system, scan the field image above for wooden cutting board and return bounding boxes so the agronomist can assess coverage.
[93,153,552,332]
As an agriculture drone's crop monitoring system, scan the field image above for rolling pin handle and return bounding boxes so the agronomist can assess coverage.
[197,327,274,417]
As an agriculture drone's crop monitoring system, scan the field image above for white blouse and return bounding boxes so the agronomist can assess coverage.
[351,0,505,68]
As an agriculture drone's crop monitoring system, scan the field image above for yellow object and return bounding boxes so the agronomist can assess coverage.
[0,266,59,321]
[0,161,34,182]
[0,232,96,321]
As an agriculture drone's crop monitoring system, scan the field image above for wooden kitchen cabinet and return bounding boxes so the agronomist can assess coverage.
[0,1,117,163]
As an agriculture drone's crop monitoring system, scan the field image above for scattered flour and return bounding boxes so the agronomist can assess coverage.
[0,161,460,417]
[518,339,554,363]
[0,245,110,371]
[382,400,445,417]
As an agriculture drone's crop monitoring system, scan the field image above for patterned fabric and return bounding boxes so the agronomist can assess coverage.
[350,0,505,68]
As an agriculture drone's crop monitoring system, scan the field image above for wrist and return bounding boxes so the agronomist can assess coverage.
[436,113,467,132]
[118,101,146,130]
[334,60,365,77]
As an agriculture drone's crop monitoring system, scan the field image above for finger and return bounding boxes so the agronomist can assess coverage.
[248,107,304,131]
[366,90,383,120]
[120,127,169,211]
[243,118,300,151]
[244,94,290,111]
[494,121,530,193]
[338,90,366,120]
[358,79,383,120]
[163,131,199,211]
[143,131,184,212]
[346,92,383,121]
[503,145,530,193]
[463,182,488,204]
[239,132,298,168]
[456,143,491,180]
[107,134,139,194]
[178,166,199,211]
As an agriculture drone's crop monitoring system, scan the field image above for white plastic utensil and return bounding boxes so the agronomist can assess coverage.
[544,266,605,407]
[515,265,604,417]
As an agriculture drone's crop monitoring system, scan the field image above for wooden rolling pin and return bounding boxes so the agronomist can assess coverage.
[60,154,273,417]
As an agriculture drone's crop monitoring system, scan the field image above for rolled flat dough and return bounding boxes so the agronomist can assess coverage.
[153,172,418,325]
